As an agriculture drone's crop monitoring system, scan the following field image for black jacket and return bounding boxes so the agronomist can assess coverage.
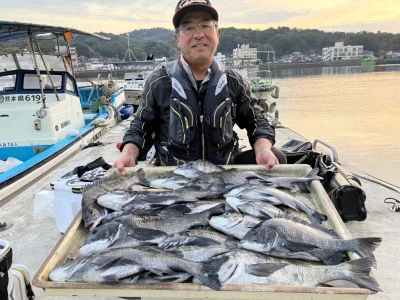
[121,59,275,165]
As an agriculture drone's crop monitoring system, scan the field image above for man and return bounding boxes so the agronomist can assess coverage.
[114,0,285,175]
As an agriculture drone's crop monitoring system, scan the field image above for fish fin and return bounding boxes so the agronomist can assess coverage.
[259,179,296,190]
[304,167,323,180]
[197,255,228,290]
[148,267,173,276]
[165,204,193,214]
[245,263,288,277]
[258,193,300,211]
[341,257,382,292]
[283,240,320,252]
[307,209,328,225]
[204,202,226,216]
[226,240,240,251]
[129,168,151,188]
[282,214,337,237]
[81,173,123,193]
[167,249,185,259]
[353,237,382,262]
[110,228,167,247]
[297,182,311,193]
[323,252,349,265]
[208,178,227,192]
[96,256,133,272]
[238,204,273,220]
[185,237,221,247]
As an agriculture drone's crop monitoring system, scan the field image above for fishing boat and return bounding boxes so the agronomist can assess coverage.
[247,69,280,126]
[0,21,126,203]
[361,57,377,66]
[123,72,146,110]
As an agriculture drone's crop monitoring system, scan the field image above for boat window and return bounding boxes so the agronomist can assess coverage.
[22,74,62,90]
[66,77,75,93]
[16,53,67,72]
[0,54,18,71]
[0,74,16,91]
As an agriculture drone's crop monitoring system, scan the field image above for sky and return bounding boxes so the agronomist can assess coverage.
[1,0,400,35]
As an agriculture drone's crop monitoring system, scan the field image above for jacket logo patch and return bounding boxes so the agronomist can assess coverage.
[215,74,227,96]
[172,78,187,99]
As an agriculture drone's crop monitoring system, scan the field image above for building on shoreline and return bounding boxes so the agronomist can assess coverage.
[322,42,374,62]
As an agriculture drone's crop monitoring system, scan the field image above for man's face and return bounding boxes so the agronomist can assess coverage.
[175,11,220,68]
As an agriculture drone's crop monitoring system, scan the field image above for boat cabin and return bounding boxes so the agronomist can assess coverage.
[0,53,84,161]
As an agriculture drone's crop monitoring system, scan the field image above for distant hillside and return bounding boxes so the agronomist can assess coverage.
[124,28,175,41]
[1,27,399,62]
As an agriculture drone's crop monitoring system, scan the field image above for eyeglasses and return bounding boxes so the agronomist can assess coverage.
[178,20,217,35]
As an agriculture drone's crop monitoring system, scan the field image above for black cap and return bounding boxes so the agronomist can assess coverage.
[173,0,219,28]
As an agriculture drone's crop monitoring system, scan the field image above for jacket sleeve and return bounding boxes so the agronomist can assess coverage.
[227,69,276,147]
[120,69,167,151]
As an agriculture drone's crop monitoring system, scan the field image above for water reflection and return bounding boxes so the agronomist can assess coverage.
[275,64,400,78]
[276,72,400,186]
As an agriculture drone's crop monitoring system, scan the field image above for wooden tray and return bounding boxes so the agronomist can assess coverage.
[32,164,373,299]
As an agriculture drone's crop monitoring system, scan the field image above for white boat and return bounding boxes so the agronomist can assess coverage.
[247,69,280,125]
[0,21,126,203]
[123,72,146,109]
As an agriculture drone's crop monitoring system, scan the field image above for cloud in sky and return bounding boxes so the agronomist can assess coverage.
[1,0,399,34]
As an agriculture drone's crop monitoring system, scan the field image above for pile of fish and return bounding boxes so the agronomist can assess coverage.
[49,160,382,293]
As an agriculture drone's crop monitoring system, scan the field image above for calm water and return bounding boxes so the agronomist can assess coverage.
[273,66,400,186]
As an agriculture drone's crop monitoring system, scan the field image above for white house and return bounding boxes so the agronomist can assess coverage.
[322,42,369,61]
[233,44,257,65]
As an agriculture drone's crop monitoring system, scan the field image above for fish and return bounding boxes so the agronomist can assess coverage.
[112,203,225,235]
[81,168,150,230]
[226,196,290,220]
[122,271,193,284]
[97,191,195,212]
[224,184,327,224]
[259,167,323,190]
[207,250,381,292]
[173,159,225,178]
[185,168,268,189]
[50,246,225,290]
[209,212,263,239]
[165,201,226,215]
[78,221,168,256]
[168,243,238,262]
[149,174,190,190]
[186,167,322,191]
[159,228,235,249]
[241,217,382,264]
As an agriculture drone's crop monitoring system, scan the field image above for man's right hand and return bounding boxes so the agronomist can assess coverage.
[113,143,139,175]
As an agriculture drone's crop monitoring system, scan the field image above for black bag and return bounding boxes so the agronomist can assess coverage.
[317,155,367,222]
[0,246,12,300]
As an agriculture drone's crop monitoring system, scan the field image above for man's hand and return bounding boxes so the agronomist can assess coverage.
[113,143,139,175]
[254,138,279,171]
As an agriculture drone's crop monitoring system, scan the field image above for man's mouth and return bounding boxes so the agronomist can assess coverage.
[192,43,208,48]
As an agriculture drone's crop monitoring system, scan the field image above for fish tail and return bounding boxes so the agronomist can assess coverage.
[307,209,328,224]
[343,257,382,292]
[353,237,382,262]
[132,168,151,188]
[195,256,229,290]
[304,167,323,180]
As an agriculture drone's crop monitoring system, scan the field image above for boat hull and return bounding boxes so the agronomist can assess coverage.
[124,89,142,106]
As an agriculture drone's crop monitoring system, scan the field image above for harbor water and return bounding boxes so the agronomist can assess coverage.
[273,64,400,187]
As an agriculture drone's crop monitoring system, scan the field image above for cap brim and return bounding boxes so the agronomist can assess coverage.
[173,4,218,28]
